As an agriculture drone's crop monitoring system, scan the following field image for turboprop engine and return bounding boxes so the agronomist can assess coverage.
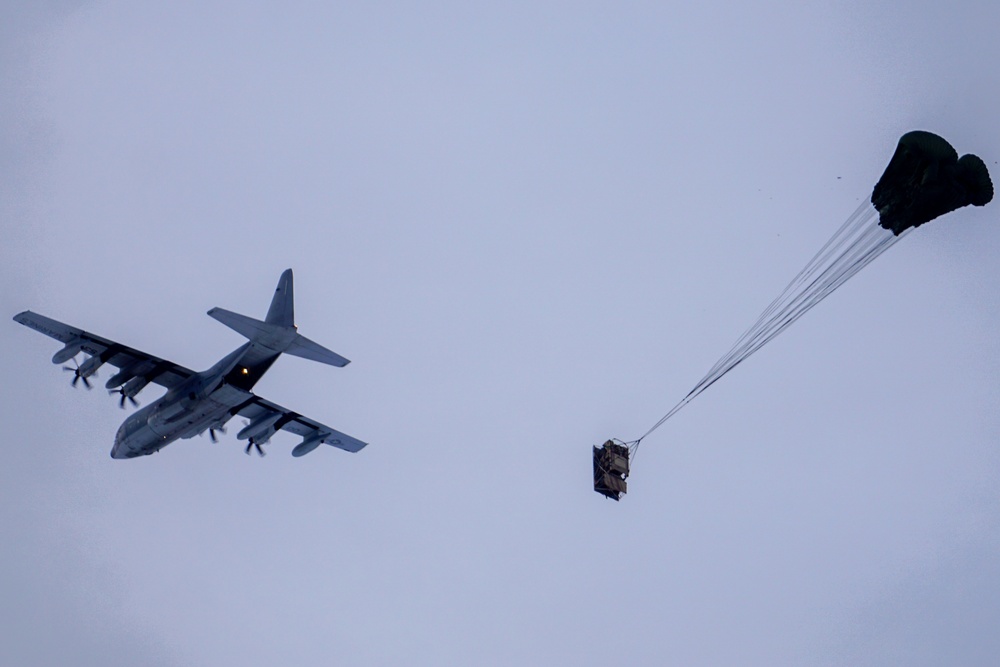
[238,413,283,456]
[63,353,106,389]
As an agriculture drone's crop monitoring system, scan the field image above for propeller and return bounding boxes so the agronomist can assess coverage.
[245,438,266,457]
[109,387,139,409]
[209,426,226,443]
[239,419,267,456]
[62,358,93,389]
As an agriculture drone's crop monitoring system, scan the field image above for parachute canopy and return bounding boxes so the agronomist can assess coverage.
[872,130,993,235]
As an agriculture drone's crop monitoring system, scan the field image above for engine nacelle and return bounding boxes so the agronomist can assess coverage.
[237,413,283,442]
[77,354,105,378]
[105,363,143,390]
[122,375,151,398]
[253,429,276,446]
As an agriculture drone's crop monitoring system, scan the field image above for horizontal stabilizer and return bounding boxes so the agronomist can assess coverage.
[285,334,350,367]
[208,308,271,341]
[207,307,349,367]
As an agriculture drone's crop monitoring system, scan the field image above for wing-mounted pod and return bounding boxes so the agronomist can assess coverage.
[52,338,85,365]
[292,432,328,457]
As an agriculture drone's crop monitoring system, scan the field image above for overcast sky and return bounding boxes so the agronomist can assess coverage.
[4,2,1000,665]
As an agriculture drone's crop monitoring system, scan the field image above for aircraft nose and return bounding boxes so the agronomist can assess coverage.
[111,424,129,459]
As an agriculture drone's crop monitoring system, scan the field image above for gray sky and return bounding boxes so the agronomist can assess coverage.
[3,2,1000,665]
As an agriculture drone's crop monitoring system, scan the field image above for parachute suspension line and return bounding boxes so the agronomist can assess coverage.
[696,202,877,388]
[636,203,908,445]
[715,221,890,377]
[623,437,643,465]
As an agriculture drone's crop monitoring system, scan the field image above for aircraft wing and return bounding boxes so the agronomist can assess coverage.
[13,310,195,389]
[236,395,368,453]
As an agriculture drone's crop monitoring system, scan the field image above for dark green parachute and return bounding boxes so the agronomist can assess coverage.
[618,131,993,464]
[872,130,993,235]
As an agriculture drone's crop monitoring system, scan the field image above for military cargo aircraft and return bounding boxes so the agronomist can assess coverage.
[13,269,367,459]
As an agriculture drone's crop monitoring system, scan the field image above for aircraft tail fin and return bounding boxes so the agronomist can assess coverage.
[265,268,295,327]
[206,269,350,368]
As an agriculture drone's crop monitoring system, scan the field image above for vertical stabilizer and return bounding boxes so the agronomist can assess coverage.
[266,269,295,327]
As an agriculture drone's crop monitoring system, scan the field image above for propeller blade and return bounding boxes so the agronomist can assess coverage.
[109,387,139,409]
[63,359,92,389]
[64,361,81,388]
[244,438,266,457]
[209,429,218,443]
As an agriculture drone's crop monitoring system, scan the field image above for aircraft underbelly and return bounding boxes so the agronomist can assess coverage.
[148,384,252,442]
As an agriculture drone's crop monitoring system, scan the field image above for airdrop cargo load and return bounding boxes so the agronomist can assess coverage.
[594,440,630,501]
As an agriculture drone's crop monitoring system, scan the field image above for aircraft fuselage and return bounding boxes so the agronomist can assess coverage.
[112,382,255,458]
[111,343,271,459]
